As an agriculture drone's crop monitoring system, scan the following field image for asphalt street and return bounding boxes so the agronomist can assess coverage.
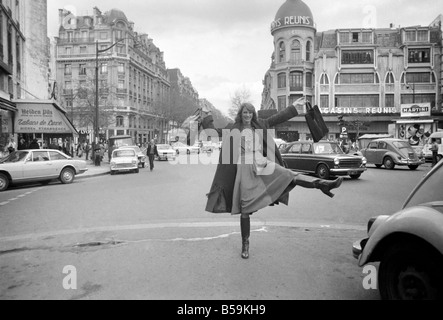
[0,152,434,300]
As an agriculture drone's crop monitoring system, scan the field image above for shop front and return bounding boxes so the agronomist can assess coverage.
[13,100,78,155]
[0,97,17,158]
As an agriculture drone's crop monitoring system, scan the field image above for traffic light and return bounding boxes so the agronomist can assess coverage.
[338,115,345,127]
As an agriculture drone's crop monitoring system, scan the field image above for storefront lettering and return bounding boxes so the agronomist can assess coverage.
[271,16,311,31]
[20,109,53,116]
[321,107,398,114]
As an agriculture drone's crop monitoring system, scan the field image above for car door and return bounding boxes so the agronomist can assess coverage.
[299,143,315,173]
[364,141,378,164]
[374,141,389,164]
[283,143,302,171]
[24,150,55,180]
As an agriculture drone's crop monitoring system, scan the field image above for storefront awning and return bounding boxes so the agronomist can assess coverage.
[0,96,17,112]
[13,100,78,136]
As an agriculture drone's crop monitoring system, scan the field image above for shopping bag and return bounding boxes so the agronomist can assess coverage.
[305,102,329,142]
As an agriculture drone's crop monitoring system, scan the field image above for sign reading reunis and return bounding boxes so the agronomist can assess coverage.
[271,16,312,31]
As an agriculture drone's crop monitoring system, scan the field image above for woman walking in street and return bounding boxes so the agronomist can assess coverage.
[184,97,343,259]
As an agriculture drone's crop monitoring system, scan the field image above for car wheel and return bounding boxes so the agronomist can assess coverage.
[60,168,75,184]
[316,164,330,180]
[408,165,419,170]
[384,157,395,170]
[0,173,9,192]
[350,174,361,180]
[379,241,443,300]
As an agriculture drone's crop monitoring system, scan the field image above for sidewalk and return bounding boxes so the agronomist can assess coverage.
[77,159,110,179]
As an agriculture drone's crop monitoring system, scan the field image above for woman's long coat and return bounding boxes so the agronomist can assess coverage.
[202,106,299,214]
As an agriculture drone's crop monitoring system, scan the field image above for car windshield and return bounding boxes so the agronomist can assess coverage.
[404,163,443,209]
[113,150,135,158]
[393,141,414,151]
[0,151,29,163]
[157,145,172,150]
[314,142,344,155]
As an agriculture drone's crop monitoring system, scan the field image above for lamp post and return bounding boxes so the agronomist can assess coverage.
[406,82,416,104]
[94,37,132,165]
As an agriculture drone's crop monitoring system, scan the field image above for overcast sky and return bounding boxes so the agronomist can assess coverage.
[47,0,443,116]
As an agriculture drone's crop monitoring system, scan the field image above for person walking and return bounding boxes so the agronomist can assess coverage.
[146,139,159,171]
[184,97,343,260]
[29,139,40,149]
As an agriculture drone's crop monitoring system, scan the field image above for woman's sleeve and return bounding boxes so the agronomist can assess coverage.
[263,105,299,128]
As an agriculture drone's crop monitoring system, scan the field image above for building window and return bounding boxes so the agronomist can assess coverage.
[405,72,432,84]
[116,116,124,127]
[408,48,430,63]
[100,63,108,74]
[342,50,374,64]
[118,80,125,89]
[385,94,395,108]
[335,95,379,109]
[320,95,329,109]
[306,72,313,89]
[289,72,303,91]
[401,93,435,106]
[278,73,286,89]
[340,73,375,84]
[80,46,87,54]
[306,41,311,62]
[320,74,329,85]
[64,64,72,75]
[386,72,395,84]
[405,29,429,42]
[277,96,286,111]
[290,39,301,63]
[79,64,87,75]
[118,63,125,73]
[362,32,372,43]
[278,42,286,63]
[339,32,350,44]
[65,47,72,55]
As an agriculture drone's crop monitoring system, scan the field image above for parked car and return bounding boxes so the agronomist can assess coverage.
[360,138,425,170]
[171,142,201,155]
[352,160,443,300]
[281,140,367,180]
[110,149,139,175]
[118,146,146,168]
[0,149,88,192]
[423,132,443,162]
[156,144,176,161]
[274,138,288,152]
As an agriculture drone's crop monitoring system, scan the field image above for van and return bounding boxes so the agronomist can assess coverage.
[423,132,443,162]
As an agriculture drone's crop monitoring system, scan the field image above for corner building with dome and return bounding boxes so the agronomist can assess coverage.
[261,0,443,146]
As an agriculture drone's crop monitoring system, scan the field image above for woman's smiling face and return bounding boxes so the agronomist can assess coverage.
[242,108,254,125]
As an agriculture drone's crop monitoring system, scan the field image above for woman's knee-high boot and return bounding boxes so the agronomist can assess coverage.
[293,175,344,198]
[241,216,250,259]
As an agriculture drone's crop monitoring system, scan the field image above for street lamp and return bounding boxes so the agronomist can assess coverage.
[94,37,133,165]
[406,82,416,104]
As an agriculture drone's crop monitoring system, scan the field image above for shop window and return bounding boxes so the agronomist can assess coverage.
[405,72,431,84]
[320,95,329,109]
[340,73,375,84]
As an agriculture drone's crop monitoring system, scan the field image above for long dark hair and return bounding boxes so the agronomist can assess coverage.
[235,103,259,130]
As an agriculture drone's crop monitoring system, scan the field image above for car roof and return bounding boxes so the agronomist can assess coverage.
[371,138,404,142]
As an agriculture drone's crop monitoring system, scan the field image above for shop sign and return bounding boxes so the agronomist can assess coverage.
[15,103,74,134]
[271,16,312,31]
[320,107,398,115]
[400,103,431,118]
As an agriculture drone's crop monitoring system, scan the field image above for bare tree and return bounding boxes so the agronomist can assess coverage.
[228,86,252,119]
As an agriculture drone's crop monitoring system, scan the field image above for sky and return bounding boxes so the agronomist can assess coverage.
[47,0,443,116]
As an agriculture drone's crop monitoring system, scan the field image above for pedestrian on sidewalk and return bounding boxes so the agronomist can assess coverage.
[182,97,343,260]
[431,139,440,167]
[146,139,159,171]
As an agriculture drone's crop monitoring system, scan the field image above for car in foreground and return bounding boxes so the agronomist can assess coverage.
[156,144,176,161]
[171,142,201,155]
[281,140,367,180]
[352,160,443,300]
[118,146,147,168]
[110,149,139,175]
[0,149,88,192]
[360,138,425,170]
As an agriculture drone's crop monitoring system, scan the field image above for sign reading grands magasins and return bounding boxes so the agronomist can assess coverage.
[15,103,73,133]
